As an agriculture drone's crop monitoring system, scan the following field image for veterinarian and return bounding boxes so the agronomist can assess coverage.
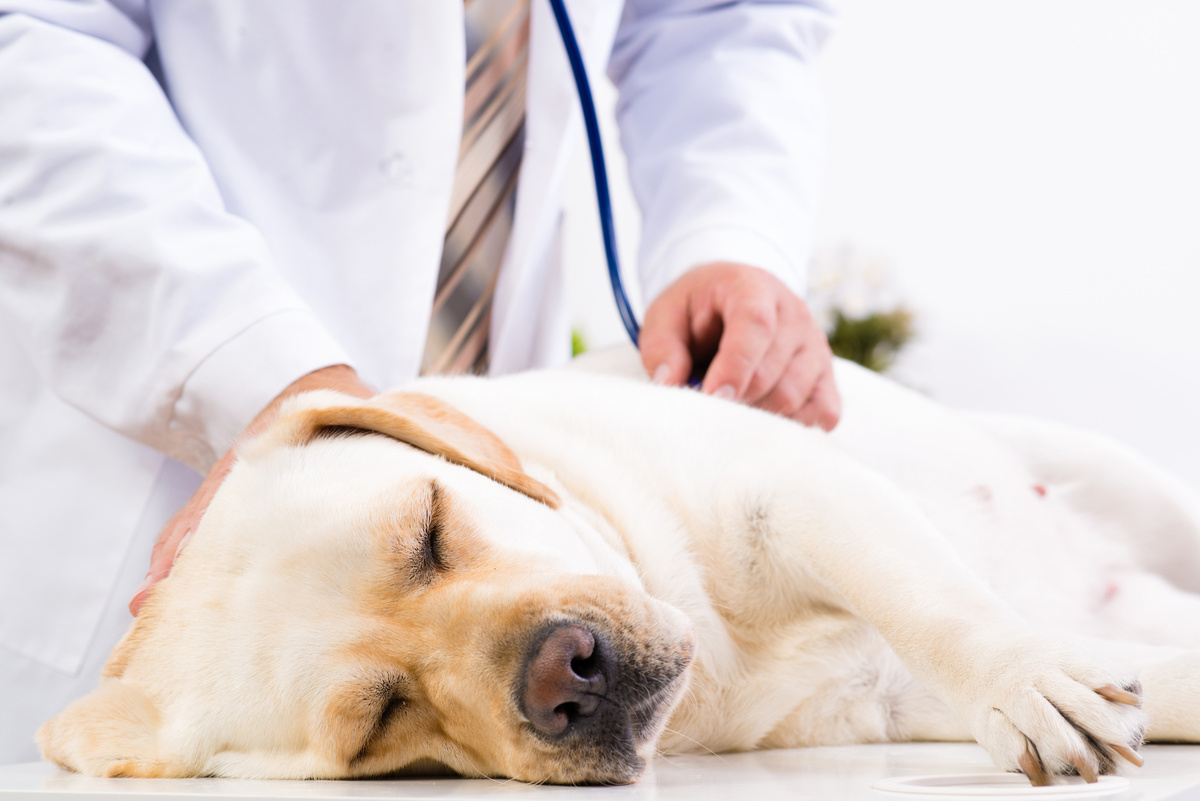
[0,1,837,763]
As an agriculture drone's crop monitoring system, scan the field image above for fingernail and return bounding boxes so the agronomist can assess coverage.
[652,364,671,385]
[712,384,736,401]
[174,527,193,560]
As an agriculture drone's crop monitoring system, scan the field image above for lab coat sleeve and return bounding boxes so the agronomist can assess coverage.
[607,0,834,304]
[0,6,354,473]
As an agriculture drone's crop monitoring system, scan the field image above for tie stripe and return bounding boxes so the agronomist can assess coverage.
[424,0,530,375]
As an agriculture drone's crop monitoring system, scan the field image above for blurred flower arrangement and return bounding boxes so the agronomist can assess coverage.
[571,328,589,358]
[807,244,915,373]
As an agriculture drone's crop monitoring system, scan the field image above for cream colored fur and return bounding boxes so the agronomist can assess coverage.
[39,346,1200,784]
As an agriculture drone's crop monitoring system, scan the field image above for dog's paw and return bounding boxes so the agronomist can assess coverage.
[961,641,1145,785]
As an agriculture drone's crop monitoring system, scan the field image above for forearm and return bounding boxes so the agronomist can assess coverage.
[0,13,350,471]
[609,0,834,302]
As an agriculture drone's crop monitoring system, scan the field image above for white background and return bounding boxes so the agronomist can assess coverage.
[564,0,1200,488]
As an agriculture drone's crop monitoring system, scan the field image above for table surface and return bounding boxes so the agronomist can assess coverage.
[2,744,1198,801]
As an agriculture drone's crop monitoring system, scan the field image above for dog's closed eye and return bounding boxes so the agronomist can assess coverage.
[367,689,409,742]
[413,481,449,582]
[324,671,415,766]
[373,479,474,594]
[346,675,412,765]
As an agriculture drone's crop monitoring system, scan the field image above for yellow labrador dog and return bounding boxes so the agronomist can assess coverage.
[39,347,1200,785]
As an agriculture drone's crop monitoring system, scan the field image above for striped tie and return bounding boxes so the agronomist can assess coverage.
[423,0,531,375]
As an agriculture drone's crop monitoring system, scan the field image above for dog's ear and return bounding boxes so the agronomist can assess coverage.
[37,678,185,778]
[267,390,560,509]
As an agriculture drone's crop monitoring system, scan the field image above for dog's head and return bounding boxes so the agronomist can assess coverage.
[39,390,694,784]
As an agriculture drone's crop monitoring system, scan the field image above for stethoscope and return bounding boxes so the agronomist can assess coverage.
[546,0,640,349]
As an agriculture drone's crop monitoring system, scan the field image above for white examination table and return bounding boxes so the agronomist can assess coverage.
[2,743,1199,800]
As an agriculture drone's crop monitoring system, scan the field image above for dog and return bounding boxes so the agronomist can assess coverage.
[38,346,1200,785]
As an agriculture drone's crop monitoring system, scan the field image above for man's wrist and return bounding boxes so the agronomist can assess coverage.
[245,364,374,441]
[279,364,373,401]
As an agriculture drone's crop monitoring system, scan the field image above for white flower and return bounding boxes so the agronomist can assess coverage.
[806,244,906,323]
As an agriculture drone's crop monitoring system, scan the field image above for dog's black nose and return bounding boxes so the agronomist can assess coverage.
[522,624,610,737]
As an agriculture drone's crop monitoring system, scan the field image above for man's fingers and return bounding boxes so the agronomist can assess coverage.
[152,514,196,578]
[795,369,842,431]
[128,588,152,617]
[130,513,191,616]
[130,457,226,616]
[129,452,235,616]
[699,295,777,399]
[736,298,819,407]
[640,287,696,386]
[753,345,819,418]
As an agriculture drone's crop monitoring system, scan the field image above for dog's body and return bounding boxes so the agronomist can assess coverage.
[39,348,1200,784]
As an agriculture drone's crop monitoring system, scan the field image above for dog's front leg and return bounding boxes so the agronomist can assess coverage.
[700,445,1147,784]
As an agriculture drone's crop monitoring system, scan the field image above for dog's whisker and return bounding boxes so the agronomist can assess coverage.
[653,747,684,766]
[660,726,727,762]
[466,764,511,786]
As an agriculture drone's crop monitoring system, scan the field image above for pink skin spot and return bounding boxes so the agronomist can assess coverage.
[970,485,994,503]
[1102,581,1120,602]
[1033,484,1047,497]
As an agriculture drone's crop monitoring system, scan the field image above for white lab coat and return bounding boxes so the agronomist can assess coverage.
[0,0,832,763]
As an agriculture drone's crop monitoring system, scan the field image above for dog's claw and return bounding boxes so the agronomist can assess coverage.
[1067,753,1098,784]
[1110,743,1144,768]
[1095,684,1141,706]
[1018,743,1050,787]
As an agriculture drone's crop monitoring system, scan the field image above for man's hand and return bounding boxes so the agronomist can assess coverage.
[639,262,841,430]
[129,364,374,616]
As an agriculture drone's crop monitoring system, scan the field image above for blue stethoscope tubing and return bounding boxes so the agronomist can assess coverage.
[546,0,640,348]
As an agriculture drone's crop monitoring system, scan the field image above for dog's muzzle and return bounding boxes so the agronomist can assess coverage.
[517,619,694,784]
